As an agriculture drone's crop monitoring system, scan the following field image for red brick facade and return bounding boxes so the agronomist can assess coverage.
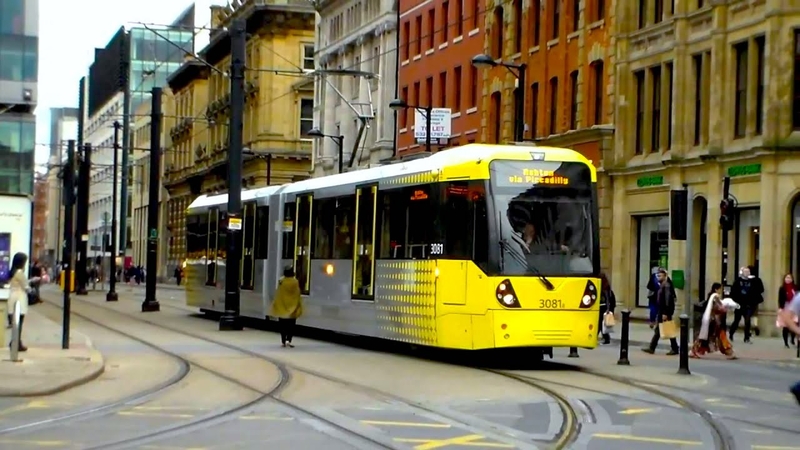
[33,177,48,261]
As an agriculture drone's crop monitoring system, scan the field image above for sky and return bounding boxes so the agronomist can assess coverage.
[34,0,210,168]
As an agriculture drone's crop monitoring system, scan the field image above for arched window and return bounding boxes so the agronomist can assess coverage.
[513,0,522,53]
[491,91,502,143]
[492,7,504,59]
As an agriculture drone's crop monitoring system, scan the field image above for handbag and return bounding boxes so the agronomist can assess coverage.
[603,312,615,328]
[659,320,678,339]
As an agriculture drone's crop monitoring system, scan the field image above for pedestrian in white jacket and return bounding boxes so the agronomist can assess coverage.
[8,252,39,352]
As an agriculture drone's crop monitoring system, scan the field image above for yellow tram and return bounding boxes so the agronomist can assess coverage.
[185,144,601,353]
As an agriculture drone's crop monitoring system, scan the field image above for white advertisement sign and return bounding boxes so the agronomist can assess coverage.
[414,108,452,140]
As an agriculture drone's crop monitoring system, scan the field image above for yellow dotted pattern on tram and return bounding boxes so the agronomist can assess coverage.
[384,171,439,185]
[375,260,438,346]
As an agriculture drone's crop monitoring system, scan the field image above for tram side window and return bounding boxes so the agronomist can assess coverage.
[378,185,436,259]
[217,209,228,261]
[281,202,296,260]
[186,214,206,260]
[333,195,354,259]
[312,198,335,259]
[441,181,489,264]
[254,205,268,258]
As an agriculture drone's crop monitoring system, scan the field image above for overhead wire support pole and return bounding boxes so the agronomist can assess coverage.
[75,143,91,295]
[62,140,76,349]
[107,122,120,302]
[219,18,246,331]
[119,54,132,265]
[142,88,162,312]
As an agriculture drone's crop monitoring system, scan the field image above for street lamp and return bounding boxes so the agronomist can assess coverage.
[307,128,345,174]
[471,54,527,142]
[389,99,433,153]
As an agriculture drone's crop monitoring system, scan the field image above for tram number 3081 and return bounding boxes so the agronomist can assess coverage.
[539,299,565,309]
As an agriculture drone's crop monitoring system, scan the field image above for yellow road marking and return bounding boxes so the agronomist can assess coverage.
[592,433,702,446]
[752,446,800,450]
[742,386,764,392]
[395,435,514,449]
[619,407,659,415]
[704,399,744,408]
[133,406,208,411]
[239,415,294,421]
[0,440,70,447]
[362,420,450,428]
[0,400,59,417]
[118,411,194,418]
[743,429,773,435]
[141,446,208,450]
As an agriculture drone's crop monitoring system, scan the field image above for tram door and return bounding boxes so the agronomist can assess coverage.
[352,186,377,299]
[294,194,313,295]
[206,209,219,286]
[241,202,255,290]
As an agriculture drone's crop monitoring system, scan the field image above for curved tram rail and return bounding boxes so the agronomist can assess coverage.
[39,295,591,450]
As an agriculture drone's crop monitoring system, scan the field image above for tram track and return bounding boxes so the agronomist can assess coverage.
[44,294,594,450]
[34,299,395,450]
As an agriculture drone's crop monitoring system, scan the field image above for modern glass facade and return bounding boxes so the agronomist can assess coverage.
[129,28,193,113]
[0,117,35,194]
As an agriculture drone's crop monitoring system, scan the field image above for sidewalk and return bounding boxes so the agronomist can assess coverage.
[613,319,800,362]
[0,306,104,397]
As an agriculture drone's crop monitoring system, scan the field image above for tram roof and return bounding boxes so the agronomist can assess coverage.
[280,144,588,195]
[186,186,277,210]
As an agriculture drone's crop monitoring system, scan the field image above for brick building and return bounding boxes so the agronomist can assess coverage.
[479,0,615,270]
[396,0,485,156]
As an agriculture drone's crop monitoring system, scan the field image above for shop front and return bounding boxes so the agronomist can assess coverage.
[609,156,797,336]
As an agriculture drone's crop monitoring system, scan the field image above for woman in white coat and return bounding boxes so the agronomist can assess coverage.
[8,252,39,352]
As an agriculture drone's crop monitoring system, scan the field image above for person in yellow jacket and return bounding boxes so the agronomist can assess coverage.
[270,266,303,347]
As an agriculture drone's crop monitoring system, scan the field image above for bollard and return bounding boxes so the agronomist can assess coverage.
[9,301,21,362]
[677,314,690,375]
[568,347,579,358]
[617,309,631,365]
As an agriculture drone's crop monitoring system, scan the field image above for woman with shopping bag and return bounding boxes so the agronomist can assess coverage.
[691,283,736,359]
[642,268,679,355]
[598,272,616,344]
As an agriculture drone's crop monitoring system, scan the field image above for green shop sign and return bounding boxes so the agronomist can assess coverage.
[727,163,761,177]
[636,175,664,188]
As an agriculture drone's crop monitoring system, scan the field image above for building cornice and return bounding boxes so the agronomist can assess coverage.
[317,15,397,63]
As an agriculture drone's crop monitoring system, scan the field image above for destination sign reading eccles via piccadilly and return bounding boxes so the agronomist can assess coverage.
[507,169,570,185]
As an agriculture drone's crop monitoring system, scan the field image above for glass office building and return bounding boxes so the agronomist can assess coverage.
[129,27,194,114]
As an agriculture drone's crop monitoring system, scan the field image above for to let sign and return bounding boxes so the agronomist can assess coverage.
[414,108,452,139]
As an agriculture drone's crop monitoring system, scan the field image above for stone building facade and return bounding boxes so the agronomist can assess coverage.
[610,0,800,335]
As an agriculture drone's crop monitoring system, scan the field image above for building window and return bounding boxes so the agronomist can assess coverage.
[531,0,541,47]
[492,7,504,59]
[635,70,645,154]
[442,1,449,42]
[472,0,480,29]
[551,1,560,40]
[569,70,579,130]
[413,81,421,127]
[549,77,558,135]
[734,41,748,138]
[426,77,433,108]
[755,36,765,135]
[491,92,502,143]
[513,0,522,53]
[299,98,313,136]
[654,0,663,24]
[651,66,661,152]
[698,0,704,7]
[454,0,463,36]
[302,44,314,70]
[693,53,703,145]
[454,66,462,111]
[666,62,674,149]
[415,15,422,55]
[596,0,605,21]
[795,31,800,129]
[530,82,539,137]
[439,71,447,107]
[470,66,478,107]
[638,0,646,28]
[402,21,410,60]
[0,0,24,34]
[428,9,435,49]
[0,35,38,82]
[0,119,35,195]
[592,61,604,125]
[572,0,580,32]
[400,86,408,128]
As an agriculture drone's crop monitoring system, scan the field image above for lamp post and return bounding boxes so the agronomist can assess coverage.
[389,99,433,153]
[471,54,527,142]
[307,128,345,174]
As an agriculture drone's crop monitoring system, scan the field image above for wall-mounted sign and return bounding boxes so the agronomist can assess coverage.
[636,175,664,188]
[727,163,761,177]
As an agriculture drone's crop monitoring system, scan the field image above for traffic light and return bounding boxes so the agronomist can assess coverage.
[720,198,736,231]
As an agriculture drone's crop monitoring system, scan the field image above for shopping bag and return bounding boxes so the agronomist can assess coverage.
[659,320,678,339]
[603,312,616,328]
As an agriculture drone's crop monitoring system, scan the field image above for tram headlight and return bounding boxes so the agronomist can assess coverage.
[579,280,598,309]
[495,279,521,308]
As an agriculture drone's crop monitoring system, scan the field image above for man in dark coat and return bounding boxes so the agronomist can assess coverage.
[642,268,679,355]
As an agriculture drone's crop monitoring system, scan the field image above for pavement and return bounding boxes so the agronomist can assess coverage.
[0,300,104,397]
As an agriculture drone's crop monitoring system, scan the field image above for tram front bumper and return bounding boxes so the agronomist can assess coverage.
[491,309,599,349]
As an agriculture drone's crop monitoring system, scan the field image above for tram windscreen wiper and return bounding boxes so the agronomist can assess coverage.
[499,239,555,291]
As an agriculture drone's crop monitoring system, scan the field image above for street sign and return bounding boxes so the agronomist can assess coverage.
[414,108,452,140]
[228,217,242,230]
